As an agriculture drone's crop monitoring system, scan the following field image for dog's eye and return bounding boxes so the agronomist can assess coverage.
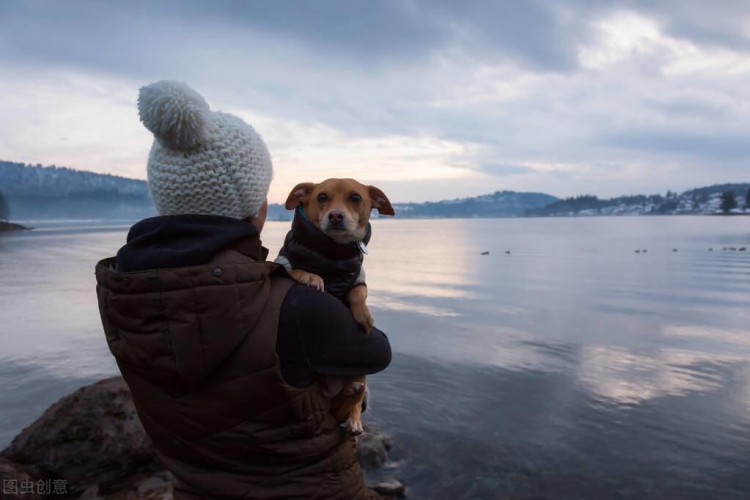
[350,194,362,203]
[317,193,328,203]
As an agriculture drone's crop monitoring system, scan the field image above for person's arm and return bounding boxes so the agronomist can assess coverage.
[274,253,293,272]
[276,284,391,388]
[274,234,294,272]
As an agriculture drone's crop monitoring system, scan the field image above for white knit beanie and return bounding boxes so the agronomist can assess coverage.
[137,80,272,219]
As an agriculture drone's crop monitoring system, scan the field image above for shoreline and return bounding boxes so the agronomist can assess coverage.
[0,221,31,232]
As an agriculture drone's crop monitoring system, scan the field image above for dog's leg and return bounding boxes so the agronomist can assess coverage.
[288,269,325,292]
[345,398,364,436]
[330,376,367,436]
[348,284,373,334]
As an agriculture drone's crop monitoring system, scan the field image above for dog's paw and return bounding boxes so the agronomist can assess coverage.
[346,381,366,397]
[344,416,364,436]
[306,274,325,292]
[289,269,325,292]
[352,302,374,334]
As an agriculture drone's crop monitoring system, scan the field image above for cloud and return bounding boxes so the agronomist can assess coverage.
[477,163,535,176]
[644,96,732,120]
[1,0,749,201]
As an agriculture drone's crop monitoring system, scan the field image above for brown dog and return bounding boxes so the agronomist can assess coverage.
[277,178,394,434]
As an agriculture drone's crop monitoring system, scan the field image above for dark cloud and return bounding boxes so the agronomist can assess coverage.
[181,0,443,61]
[210,0,593,70]
[601,128,750,161]
[630,0,750,51]
[0,0,595,73]
[2,0,748,82]
[425,1,591,71]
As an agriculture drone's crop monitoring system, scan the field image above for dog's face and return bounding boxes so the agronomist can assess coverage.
[284,178,395,243]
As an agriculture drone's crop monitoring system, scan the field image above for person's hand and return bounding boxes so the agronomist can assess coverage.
[319,377,346,399]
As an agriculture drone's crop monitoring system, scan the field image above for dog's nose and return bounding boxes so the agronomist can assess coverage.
[328,210,344,225]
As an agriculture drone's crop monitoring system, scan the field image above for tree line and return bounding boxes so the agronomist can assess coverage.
[527,187,750,216]
[720,188,750,214]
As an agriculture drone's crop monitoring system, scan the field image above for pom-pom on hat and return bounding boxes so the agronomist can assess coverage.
[138,80,272,220]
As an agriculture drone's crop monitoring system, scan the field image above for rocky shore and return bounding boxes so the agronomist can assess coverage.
[0,221,31,232]
[0,377,405,499]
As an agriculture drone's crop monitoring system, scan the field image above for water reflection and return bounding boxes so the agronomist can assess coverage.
[2,216,750,499]
[369,351,750,499]
[663,324,750,348]
[365,220,480,305]
[576,345,741,405]
[367,296,461,317]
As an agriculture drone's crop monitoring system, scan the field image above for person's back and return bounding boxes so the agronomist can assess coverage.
[95,81,390,499]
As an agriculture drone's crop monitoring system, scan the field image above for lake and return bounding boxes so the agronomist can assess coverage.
[1,216,749,499]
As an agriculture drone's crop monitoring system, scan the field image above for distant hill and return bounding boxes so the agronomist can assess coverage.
[1,161,748,221]
[526,184,750,217]
[394,191,559,218]
[0,160,154,220]
[0,161,559,221]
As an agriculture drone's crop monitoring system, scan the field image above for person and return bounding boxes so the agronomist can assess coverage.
[95,81,391,499]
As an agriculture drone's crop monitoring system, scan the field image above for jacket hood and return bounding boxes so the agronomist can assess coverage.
[116,214,266,272]
[97,215,281,394]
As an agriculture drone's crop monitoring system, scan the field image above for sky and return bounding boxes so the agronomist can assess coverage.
[1,0,749,203]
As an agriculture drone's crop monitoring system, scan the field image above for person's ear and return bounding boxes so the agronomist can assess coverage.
[245,198,269,231]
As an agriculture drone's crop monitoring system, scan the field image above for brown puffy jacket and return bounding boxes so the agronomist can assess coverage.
[95,242,371,499]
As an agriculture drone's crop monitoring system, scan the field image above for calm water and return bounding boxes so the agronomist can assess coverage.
[1,217,749,499]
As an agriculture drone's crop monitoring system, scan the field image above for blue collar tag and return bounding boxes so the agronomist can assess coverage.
[296,206,311,222]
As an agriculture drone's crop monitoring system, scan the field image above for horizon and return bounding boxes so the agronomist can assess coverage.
[2,1,750,204]
[4,159,749,205]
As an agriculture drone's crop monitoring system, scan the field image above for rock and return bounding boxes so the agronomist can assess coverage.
[1,377,159,495]
[79,470,174,499]
[370,479,406,498]
[118,470,173,499]
[357,423,393,470]
[0,456,45,499]
[2,377,403,498]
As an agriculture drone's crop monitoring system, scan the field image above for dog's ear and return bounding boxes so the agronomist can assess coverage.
[368,186,395,216]
[285,182,315,210]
